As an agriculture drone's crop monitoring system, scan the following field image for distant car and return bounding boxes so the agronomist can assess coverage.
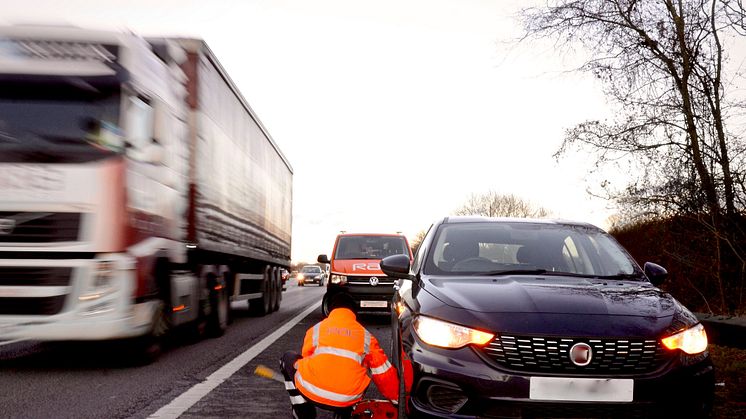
[383,216,714,418]
[297,265,326,287]
[280,269,290,289]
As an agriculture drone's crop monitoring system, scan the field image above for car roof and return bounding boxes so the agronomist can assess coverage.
[336,233,407,238]
[441,216,603,231]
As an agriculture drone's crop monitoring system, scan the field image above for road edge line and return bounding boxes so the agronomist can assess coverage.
[149,301,320,418]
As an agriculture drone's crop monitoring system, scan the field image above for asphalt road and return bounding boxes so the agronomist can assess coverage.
[0,280,393,419]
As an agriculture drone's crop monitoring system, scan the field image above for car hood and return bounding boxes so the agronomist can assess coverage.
[419,275,683,337]
[332,259,384,275]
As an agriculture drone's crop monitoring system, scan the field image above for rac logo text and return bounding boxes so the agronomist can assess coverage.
[352,262,380,271]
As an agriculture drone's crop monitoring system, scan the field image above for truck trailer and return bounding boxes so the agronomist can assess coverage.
[0,25,292,361]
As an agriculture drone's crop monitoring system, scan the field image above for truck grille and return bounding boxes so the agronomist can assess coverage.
[0,267,72,315]
[482,334,670,375]
[0,296,66,315]
[0,212,81,243]
[0,267,73,286]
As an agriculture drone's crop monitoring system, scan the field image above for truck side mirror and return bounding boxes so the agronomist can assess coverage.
[381,254,411,279]
[644,262,668,286]
[317,254,330,264]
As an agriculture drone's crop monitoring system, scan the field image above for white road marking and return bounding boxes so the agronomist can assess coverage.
[149,301,320,418]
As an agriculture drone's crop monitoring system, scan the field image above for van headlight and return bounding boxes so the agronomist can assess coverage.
[414,316,494,349]
[330,274,347,284]
[661,323,708,354]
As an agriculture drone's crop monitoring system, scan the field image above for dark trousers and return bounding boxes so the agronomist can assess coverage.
[280,351,353,419]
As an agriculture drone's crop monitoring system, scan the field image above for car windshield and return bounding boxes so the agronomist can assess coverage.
[334,235,409,260]
[424,221,641,278]
[301,266,322,274]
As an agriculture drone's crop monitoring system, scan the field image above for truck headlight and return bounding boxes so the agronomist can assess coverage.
[414,316,494,349]
[330,274,347,284]
[661,323,708,354]
[79,260,116,301]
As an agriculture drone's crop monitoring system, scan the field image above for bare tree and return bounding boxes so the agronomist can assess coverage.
[455,191,549,218]
[521,0,746,313]
[409,229,428,256]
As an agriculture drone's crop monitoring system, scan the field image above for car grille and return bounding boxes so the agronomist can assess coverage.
[0,267,72,315]
[482,334,670,375]
[0,212,81,243]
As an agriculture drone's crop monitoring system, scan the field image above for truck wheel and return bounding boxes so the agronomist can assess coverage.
[268,270,278,313]
[273,269,282,312]
[207,274,229,337]
[131,300,169,365]
[249,270,272,316]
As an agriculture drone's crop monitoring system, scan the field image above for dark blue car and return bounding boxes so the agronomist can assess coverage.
[383,217,714,418]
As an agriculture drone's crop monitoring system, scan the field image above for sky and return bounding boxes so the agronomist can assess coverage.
[1,0,619,263]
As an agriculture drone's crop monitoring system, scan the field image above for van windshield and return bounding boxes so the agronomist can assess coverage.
[334,235,409,260]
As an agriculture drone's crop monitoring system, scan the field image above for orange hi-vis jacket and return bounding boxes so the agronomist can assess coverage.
[294,308,399,407]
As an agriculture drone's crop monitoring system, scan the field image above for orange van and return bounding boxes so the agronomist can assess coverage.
[317,233,413,315]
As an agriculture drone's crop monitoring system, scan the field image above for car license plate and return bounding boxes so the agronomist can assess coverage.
[529,377,633,402]
[360,300,388,308]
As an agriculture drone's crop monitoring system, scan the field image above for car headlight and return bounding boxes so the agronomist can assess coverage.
[661,323,708,354]
[330,274,347,284]
[413,316,494,349]
[297,274,304,280]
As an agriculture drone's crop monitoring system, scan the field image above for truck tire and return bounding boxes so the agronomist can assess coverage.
[249,268,272,316]
[130,300,169,365]
[207,273,229,337]
[268,271,277,313]
[271,268,281,312]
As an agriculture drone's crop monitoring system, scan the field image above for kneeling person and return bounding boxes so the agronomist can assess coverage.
[280,293,398,418]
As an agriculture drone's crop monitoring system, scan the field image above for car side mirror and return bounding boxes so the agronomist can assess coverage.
[644,262,668,286]
[317,254,330,264]
[381,254,411,279]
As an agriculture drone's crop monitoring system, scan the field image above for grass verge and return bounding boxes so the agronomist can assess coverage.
[710,344,746,418]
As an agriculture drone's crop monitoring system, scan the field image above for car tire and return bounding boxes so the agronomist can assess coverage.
[321,292,330,316]
[390,308,408,418]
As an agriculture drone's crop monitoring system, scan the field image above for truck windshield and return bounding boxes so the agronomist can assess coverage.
[0,78,122,163]
[334,236,410,260]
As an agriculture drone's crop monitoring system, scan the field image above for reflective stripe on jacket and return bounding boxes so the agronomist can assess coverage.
[294,308,399,407]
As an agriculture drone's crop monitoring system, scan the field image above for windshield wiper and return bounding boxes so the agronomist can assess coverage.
[480,269,547,276]
[595,273,647,281]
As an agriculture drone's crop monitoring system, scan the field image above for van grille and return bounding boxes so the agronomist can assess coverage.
[0,212,81,243]
[482,334,670,375]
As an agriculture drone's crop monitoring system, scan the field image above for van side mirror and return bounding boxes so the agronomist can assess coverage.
[381,254,411,279]
[317,254,330,264]
[644,262,668,286]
